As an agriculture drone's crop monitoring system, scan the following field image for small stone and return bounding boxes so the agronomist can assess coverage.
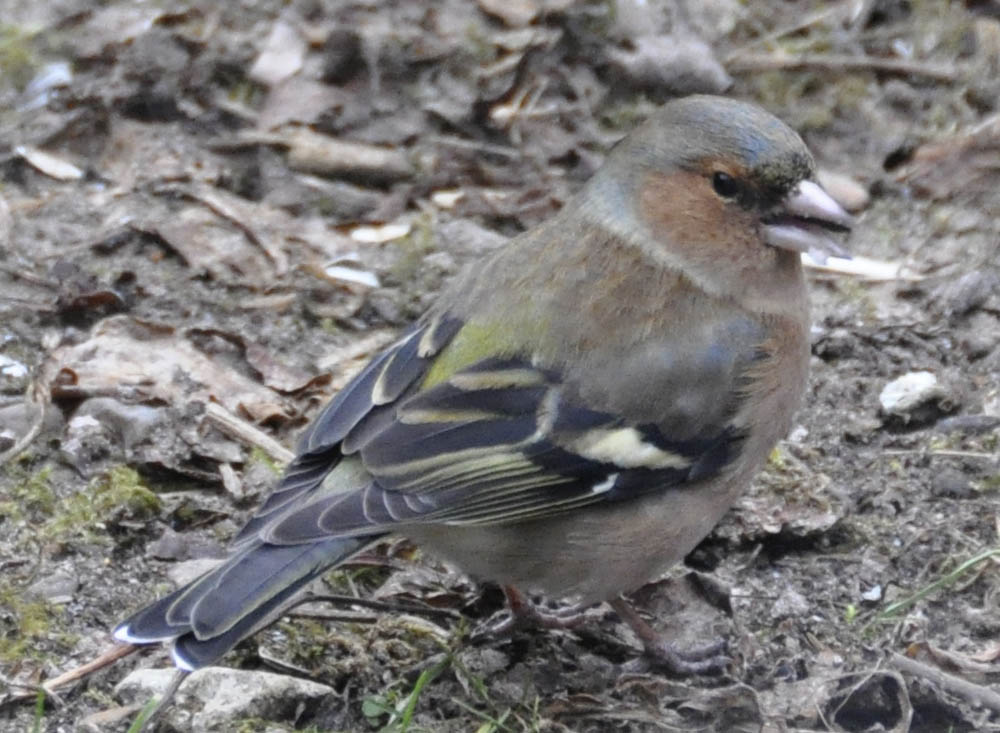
[167,558,224,587]
[116,667,334,730]
[0,354,28,378]
[843,415,881,442]
[860,584,882,602]
[0,354,29,393]
[936,270,999,317]
[815,648,845,667]
[787,425,809,443]
[961,329,997,360]
[879,371,939,412]
[817,170,870,213]
[0,401,64,445]
[27,567,79,604]
[61,414,118,474]
[878,371,951,425]
[149,528,225,562]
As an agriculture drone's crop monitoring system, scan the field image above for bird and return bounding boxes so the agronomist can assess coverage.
[113,94,853,674]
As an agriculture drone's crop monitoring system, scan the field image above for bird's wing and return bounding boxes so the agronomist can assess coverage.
[232,314,463,545]
[256,317,763,545]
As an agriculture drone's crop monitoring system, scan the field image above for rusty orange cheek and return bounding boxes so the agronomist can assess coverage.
[638,170,759,264]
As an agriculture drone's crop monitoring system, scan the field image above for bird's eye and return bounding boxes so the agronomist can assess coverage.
[712,171,740,199]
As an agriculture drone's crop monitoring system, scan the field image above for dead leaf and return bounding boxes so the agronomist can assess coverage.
[726,455,841,540]
[257,77,348,131]
[244,340,328,394]
[143,206,274,284]
[895,112,1000,197]
[46,316,294,424]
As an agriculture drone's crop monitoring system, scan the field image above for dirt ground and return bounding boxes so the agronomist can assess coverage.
[1,0,999,731]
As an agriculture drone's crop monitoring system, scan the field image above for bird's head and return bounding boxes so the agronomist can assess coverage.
[584,95,853,298]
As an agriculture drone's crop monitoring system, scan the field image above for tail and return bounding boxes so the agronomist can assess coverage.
[113,535,379,670]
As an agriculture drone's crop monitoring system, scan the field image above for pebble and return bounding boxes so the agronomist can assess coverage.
[27,567,79,604]
[0,354,29,393]
[861,584,882,602]
[116,667,334,731]
[879,371,945,418]
[167,558,224,587]
[817,169,870,213]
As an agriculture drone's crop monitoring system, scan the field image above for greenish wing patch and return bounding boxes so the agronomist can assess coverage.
[260,353,747,543]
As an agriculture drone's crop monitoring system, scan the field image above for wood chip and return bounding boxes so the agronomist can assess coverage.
[283,128,414,182]
[322,264,381,289]
[803,253,924,281]
[15,146,84,181]
[350,221,411,243]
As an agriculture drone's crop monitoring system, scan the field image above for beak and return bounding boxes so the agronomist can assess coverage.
[763,179,854,264]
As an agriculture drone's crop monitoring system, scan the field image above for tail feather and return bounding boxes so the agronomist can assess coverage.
[114,535,378,670]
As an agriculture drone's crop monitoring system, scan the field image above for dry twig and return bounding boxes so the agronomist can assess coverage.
[0,381,48,469]
[889,652,1000,713]
[42,644,139,694]
[203,402,294,464]
[727,52,965,82]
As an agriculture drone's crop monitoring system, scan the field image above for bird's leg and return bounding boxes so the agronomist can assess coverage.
[472,585,587,641]
[501,585,588,630]
[609,596,729,675]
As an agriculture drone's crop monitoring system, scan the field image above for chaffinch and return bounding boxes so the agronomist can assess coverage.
[114,95,852,673]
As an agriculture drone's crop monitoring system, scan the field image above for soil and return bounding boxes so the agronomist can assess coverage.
[1,1,999,731]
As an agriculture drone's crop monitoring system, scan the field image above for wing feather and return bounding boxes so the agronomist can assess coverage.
[246,314,755,546]
[233,316,461,546]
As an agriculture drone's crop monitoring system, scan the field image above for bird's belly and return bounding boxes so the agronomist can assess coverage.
[404,473,744,604]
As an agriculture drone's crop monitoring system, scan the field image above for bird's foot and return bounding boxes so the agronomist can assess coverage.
[471,585,586,642]
[642,637,729,675]
[609,596,729,676]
